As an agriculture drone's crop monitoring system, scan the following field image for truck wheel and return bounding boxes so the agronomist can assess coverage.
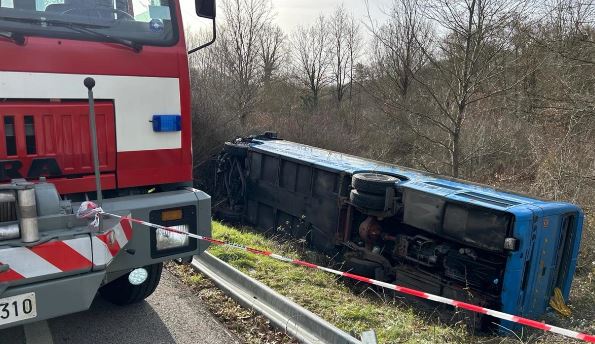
[352,173,399,195]
[350,190,385,211]
[99,263,163,305]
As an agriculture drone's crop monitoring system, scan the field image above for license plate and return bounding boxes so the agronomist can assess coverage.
[0,292,37,326]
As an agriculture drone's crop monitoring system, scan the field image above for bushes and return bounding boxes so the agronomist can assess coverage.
[188,0,595,268]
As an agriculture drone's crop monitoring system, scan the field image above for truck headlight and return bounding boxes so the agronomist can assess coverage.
[156,224,189,250]
[149,205,197,258]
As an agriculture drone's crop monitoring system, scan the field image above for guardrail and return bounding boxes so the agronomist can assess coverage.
[192,252,363,344]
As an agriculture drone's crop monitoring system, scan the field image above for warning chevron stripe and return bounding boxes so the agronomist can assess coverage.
[30,241,92,272]
[0,266,24,283]
[0,215,132,282]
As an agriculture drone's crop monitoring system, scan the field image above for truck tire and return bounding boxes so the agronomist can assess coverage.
[99,263,163,305]
[352,173,399,195]
[350,189,385,211]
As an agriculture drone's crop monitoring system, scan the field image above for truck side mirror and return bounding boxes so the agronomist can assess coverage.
[189,0,216,54]
[196,0,216,19]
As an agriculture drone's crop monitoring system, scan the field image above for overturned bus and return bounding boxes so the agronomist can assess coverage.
[214,133,583,329]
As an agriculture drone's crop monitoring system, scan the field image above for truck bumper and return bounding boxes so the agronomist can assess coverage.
[101,187,211,273]
[0,271,105,329]
[0,187,211,329]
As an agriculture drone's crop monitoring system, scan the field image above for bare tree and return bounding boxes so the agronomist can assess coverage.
[547,0,595,39]
[346,15,362,104]
[408,0,526,177]
[291,16,331,111]
[187,29,237,166]
[368,0,432,102]
[329,6,361,104]
[362,0,433,166]
[521,0,595,203]
[220,0,272,126]
[259,24,285,85]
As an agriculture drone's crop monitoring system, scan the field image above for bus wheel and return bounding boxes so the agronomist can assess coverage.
[350,189,385,211]
[351,173,399,195]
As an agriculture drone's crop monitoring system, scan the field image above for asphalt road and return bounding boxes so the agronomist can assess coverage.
[0,270,241,344]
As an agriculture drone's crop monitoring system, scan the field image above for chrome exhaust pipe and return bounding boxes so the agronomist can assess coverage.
[0,223,20,240]
[18,186,39,243]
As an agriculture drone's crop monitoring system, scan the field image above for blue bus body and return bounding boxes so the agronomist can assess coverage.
[216,135,583,328]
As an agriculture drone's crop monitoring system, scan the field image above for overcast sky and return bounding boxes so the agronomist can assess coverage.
[272,0,392,32]
[182,0,394,35]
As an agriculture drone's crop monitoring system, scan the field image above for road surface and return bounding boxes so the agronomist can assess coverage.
[0,269,241,344]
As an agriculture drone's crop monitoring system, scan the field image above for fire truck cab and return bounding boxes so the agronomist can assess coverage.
[0,0,214,328]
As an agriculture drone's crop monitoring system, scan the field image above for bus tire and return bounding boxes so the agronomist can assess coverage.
[352,173,399,195]
[350,189,385,211]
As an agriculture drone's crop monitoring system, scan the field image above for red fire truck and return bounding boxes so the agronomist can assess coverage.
[0,0,215,328]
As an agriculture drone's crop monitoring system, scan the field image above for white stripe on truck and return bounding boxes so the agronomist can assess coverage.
[0,71,181,152]
[0,247,61,278]
[63,237,93,262]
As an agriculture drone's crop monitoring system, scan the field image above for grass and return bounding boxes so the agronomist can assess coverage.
[207,221,469,343]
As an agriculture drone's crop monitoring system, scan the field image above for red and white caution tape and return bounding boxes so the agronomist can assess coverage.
[80,204,595,343]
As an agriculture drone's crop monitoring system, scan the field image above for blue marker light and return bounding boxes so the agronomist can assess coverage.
[152,115,181,132]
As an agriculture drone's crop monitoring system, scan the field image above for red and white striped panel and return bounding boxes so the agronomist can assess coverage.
[92,215,133,268]
[0,216,132,282]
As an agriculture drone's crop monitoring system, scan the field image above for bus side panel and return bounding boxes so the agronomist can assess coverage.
[245,151,344,252]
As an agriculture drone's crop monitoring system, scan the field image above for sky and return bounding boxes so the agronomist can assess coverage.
[182,0,394,36]
[271,0,392,32]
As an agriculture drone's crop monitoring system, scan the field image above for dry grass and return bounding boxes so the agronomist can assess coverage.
[167,262,298,344]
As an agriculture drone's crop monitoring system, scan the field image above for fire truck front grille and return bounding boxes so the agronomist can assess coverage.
[0,192,17,223]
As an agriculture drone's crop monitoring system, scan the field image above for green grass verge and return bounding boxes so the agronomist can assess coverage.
[207,221,469,343]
